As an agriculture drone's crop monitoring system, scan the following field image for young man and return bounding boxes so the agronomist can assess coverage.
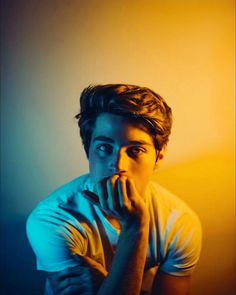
[27,84,202,295]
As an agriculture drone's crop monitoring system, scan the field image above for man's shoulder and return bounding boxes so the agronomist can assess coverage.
[28,173,92,216]
[148,181,202,275]
[26,173,96,241]
[47,173,90,199]
[149,181,201,225]
[149,181,187,208]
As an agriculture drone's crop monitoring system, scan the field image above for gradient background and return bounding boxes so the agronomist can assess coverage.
[1,0,235,294]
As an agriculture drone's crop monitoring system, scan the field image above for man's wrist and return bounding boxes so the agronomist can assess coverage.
[121,217,149,236]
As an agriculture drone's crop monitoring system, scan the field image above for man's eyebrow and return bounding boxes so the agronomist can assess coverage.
[93,136,152,146]
[128,140,152,146]
[93,136,114,143]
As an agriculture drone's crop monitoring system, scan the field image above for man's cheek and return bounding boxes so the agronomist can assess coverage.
[90,169,107,184]
[134,175,149,193]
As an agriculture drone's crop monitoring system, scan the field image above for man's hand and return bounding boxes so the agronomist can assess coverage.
[82,175,149,228]
[79,175,150,295]
[47,255,108,295]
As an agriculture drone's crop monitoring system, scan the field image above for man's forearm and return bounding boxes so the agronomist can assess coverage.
[97,221,149,295]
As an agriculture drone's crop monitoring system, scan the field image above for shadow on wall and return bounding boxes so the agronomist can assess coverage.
[1,217,45,295]
[153,152,235,295]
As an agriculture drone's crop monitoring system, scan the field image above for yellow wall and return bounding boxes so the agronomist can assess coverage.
[154,152,235,294]
[1,0,235,294]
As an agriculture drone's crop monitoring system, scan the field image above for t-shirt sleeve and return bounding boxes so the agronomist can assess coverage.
[159,211,202,276]
[26,207,88,272]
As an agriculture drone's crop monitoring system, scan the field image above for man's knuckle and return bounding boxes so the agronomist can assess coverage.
[110,174,119,184]
[120,175,127,183]
[122,200,129,208]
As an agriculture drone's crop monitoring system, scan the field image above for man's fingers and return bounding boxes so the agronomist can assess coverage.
[56,275,91,294]
[117,176,130,210]
[107,175,120,213]
[126,178,139,204]
[49,256,107,295]
[83,176,142,221]
[55,265,85,282]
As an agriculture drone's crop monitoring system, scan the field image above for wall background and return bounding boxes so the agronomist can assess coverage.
[1,0,235,294]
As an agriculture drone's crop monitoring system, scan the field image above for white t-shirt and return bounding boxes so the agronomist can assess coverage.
[26,174,202,294]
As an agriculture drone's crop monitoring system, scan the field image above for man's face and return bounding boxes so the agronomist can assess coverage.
[88,113,158,196]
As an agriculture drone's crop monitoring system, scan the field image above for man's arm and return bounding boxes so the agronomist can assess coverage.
[151,271,191,295]
[93,175,149,295]
[47,222,149,295]
[97,215,149,295]
[47,256,108,295]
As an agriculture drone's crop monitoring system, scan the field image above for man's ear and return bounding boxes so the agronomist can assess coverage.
[154,148,165,169]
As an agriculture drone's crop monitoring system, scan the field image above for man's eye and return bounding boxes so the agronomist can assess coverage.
[96,144,113,154]
[127,146,146,157]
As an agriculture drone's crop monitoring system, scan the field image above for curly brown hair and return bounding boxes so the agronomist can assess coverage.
[75,84,172,157]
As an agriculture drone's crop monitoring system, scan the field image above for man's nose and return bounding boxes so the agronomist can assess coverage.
[109,150,128,173]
